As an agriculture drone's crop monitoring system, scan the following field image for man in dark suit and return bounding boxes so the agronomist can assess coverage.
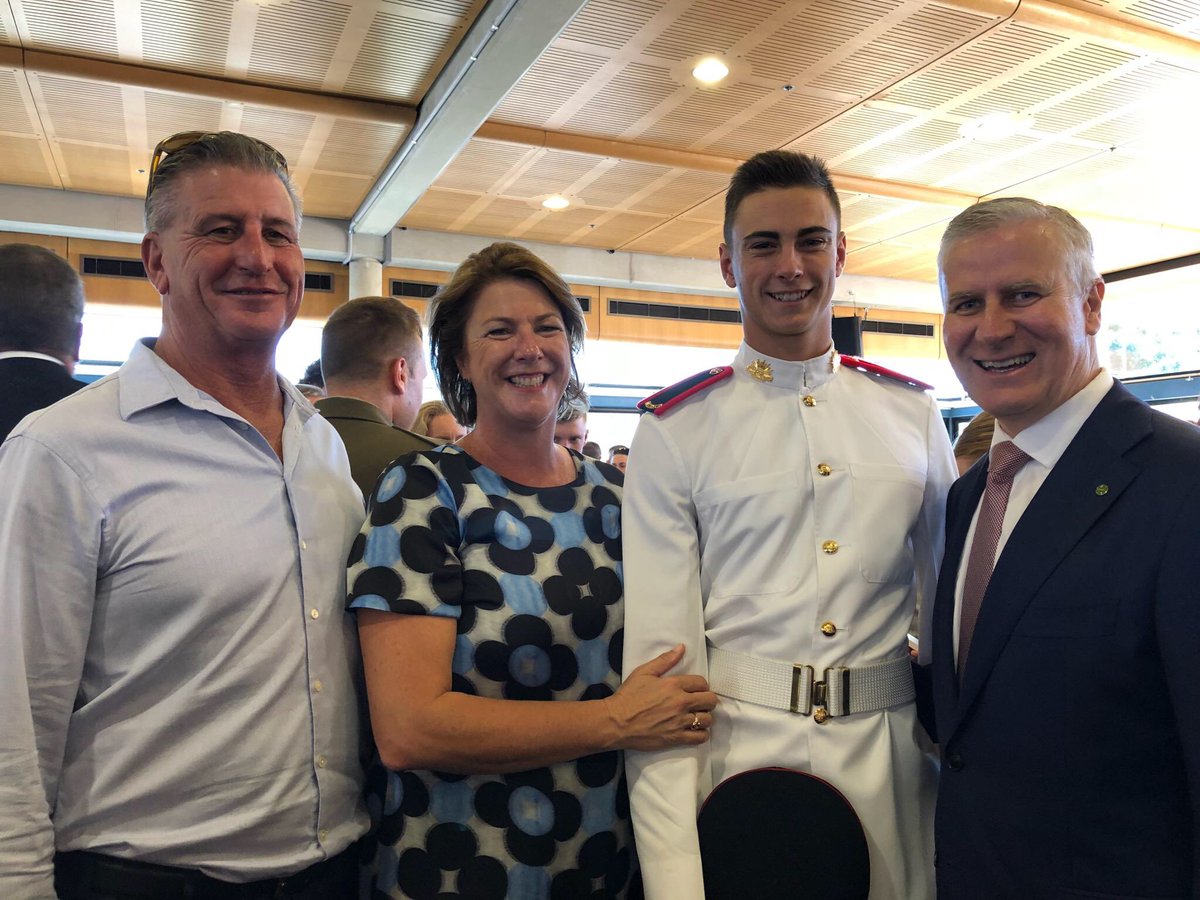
[316,295,434,496]
[0,243,86,441]
[931,197,1200,899]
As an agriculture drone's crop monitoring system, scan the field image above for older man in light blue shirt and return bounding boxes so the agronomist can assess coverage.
[0,132,368,899]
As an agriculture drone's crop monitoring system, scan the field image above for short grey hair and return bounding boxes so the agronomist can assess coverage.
[144,131,301,233]
[0,244,85,357]
[938,197,1099,295]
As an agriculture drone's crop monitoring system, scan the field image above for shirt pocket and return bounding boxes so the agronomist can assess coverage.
[850,462,925,584]
[695,470,805,598]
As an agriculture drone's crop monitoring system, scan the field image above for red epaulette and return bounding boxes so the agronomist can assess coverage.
[638,366,733,416]
[839,354,934,391]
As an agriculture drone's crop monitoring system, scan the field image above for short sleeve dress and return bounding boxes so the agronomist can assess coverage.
[347,444,634,900]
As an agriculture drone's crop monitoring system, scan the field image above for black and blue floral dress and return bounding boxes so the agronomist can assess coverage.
[348,445,634,899]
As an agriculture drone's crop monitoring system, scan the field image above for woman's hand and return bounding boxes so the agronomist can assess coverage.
[605,644,718,751]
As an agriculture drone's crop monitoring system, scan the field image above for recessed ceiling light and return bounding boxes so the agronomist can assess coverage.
[959,111,1033,142]
[542,194,570,210]
[692,57,730,85]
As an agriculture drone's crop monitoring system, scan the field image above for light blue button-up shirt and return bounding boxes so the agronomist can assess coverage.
[0,340,369,896]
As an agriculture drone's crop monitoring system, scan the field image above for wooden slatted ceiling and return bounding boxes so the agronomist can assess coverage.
[140,0,234,78]
[0,0,468,214]
[0,0,1198,283]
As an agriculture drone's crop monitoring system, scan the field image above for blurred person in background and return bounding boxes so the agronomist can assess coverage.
[952,410,996,477]
[317,295,434,495]
[413,398,470,443]
[554,393,589,452]
[0,243,86,443]
[607,444,629,473]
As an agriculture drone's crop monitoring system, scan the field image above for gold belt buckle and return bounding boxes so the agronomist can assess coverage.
[789,664,839,723]
[789,664,814,714]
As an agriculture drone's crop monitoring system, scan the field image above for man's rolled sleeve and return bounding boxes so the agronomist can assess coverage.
[0,434,102,896]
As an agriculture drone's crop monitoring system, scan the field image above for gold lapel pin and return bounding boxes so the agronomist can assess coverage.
[1095,484,1109,496]
[747,359,773,382]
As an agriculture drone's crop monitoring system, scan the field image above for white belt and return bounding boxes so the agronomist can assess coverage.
[708,646,914,718]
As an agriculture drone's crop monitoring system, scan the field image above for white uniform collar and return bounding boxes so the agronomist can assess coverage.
[734,341,840,391]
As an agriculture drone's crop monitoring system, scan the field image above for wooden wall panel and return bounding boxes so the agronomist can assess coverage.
[68,237,160,307]
[0,231,68,254]
[598,285,742,349]
[297,258,348,320]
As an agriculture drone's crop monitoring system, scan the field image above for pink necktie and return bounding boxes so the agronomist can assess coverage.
[957,441,1031,682]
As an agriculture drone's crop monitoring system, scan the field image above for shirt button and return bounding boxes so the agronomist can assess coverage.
[817,463,832,477]
[301,540,308,550]
[310,608,320,620]
[821,540,839,554]
[803,395,816,407]
[820,621,837,637]
[313,679,323,693]
[317,755,327,768]
[946,753,964,771]
[238,422,249,430]
[319,829,328,843]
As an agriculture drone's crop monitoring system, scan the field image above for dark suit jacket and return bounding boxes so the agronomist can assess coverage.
[315,396,436,497]
[932,382,1200,900]
[0,356,85,443]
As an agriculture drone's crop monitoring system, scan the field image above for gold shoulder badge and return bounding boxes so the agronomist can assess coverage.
[747,359,774,382]
[637,366,734,417]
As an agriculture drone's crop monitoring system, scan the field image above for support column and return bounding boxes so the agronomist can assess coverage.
[348,256,383,299]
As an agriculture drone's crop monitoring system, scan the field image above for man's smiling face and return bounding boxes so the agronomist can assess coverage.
[719,185,846,362]
[940,217,1103,436]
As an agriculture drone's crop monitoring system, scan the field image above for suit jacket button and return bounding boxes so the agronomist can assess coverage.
[945,753,964,771]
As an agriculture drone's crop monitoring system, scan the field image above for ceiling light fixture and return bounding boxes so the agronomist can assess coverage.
[542,194,570,210]
[692,57,730,85]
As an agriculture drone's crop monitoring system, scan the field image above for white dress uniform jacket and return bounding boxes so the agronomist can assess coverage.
[623,342,954,900]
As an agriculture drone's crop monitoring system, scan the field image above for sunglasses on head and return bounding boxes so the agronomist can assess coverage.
[610,446,630,455]
[147,131,289,197]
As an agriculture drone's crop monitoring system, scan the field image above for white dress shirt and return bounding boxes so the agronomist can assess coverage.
[0,339,369,897]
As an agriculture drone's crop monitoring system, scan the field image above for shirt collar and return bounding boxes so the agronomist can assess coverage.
[995,368,1114,470]
[118,338,309,425]
[734,341,840,392]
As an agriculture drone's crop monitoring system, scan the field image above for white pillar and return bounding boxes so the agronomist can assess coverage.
[347,256,383,299]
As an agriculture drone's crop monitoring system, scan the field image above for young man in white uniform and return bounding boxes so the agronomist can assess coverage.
[623,150,954,899]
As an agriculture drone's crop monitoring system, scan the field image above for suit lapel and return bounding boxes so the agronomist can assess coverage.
[954,384,1150,722]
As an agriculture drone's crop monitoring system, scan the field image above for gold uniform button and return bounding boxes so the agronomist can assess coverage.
[803,395,816,407]
[813,707,829,724]
[821,540,839,554]
[313,680,323,693]
[310,608,320,620]
[317,755,327,768]
[319,829,328,843]
[820,621,837,637]
[817,463,832,477]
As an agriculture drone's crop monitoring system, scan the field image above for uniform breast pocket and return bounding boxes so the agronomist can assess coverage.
[695,471,805,598]
[850,462,925,584]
